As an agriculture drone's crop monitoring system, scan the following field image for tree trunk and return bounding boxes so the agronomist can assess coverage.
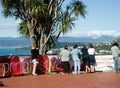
[39,29,44,55]
[27,20,36,49]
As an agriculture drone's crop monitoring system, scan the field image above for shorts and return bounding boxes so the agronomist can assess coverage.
[32,59,38,64]
[89,55,95,65]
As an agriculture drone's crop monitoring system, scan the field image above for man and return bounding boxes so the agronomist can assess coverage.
[111,42,120,72]
[59,45,70,74]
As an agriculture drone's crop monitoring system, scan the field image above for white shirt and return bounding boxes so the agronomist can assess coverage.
[111,46,119,57]
[88,48,95,55]
[59,49,70,61]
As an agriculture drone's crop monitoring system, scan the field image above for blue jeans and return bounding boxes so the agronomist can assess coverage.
[73,59,81,74]
[113,56,120,71]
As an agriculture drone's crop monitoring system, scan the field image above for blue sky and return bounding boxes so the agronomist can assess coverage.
[0,0,120,38]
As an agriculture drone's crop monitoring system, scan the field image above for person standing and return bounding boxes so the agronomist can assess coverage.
[31,43,39,76]
[59,45,70,74]
[81,46,90,73]
[111,42,120,72]
[71,44,82,74]
[88,44,96,73]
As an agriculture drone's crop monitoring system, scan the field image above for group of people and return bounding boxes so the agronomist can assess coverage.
[30,42,120,76]
[31,43,96,75]
[59,44,96,74]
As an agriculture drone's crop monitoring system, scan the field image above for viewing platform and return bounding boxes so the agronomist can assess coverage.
[1,72,120,88]
[0,55,117,88]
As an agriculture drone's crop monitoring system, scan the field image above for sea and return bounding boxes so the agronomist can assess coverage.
[0,47,30,56]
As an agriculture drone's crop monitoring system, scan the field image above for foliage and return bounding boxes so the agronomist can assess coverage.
[0,0,87,54]
[95,44,111,53]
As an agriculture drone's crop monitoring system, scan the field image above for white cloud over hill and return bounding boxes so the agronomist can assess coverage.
[63,30,120,38]
[0,19,120,38]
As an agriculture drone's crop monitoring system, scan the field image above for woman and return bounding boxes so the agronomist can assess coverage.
[88,44,96,73]
[31,44,39,76]
[81,46,90,73]
[59,45,70,74]
[71,44,82,74]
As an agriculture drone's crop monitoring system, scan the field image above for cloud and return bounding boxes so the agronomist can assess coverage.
[86,30,117,36]
[0,23,16,29]
[0,19,21,37]
[0,19,20,30]
[15,19,21,24]
[63,30,120,38]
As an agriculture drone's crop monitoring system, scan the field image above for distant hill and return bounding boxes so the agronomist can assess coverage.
[58,35,117,43]
[0,35,119,47]
[0,37,30,47]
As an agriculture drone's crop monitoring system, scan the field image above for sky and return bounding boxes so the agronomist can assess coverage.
[0,0,120,38]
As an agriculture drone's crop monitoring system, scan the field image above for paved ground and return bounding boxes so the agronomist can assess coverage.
[0,72,120,88]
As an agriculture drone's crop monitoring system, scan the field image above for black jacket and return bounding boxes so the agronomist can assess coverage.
[31,48,39,59]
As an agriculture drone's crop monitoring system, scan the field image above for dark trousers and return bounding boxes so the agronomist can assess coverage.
[61,61,70,73]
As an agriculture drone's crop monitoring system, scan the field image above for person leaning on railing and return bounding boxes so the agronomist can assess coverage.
[111,42,120,72]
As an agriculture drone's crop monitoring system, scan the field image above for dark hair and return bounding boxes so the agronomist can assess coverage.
[89,44,93,48]
[112,42,118,46]
[64,45,68,49]
[73,44,78,49]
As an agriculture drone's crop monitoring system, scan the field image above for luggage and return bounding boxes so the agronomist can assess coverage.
[81,63,86,71]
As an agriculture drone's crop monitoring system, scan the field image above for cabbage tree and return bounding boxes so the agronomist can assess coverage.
[0,0,87,54]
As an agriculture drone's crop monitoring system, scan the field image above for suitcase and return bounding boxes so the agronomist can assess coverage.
[81,63,86,71]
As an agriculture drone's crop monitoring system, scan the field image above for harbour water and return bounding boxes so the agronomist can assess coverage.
[0,47,30,56]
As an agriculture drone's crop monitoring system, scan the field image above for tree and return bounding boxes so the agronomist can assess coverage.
[0,0,87,54]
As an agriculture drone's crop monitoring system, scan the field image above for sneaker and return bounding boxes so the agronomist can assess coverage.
[61,72,65,74]
[72,72,77,74]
